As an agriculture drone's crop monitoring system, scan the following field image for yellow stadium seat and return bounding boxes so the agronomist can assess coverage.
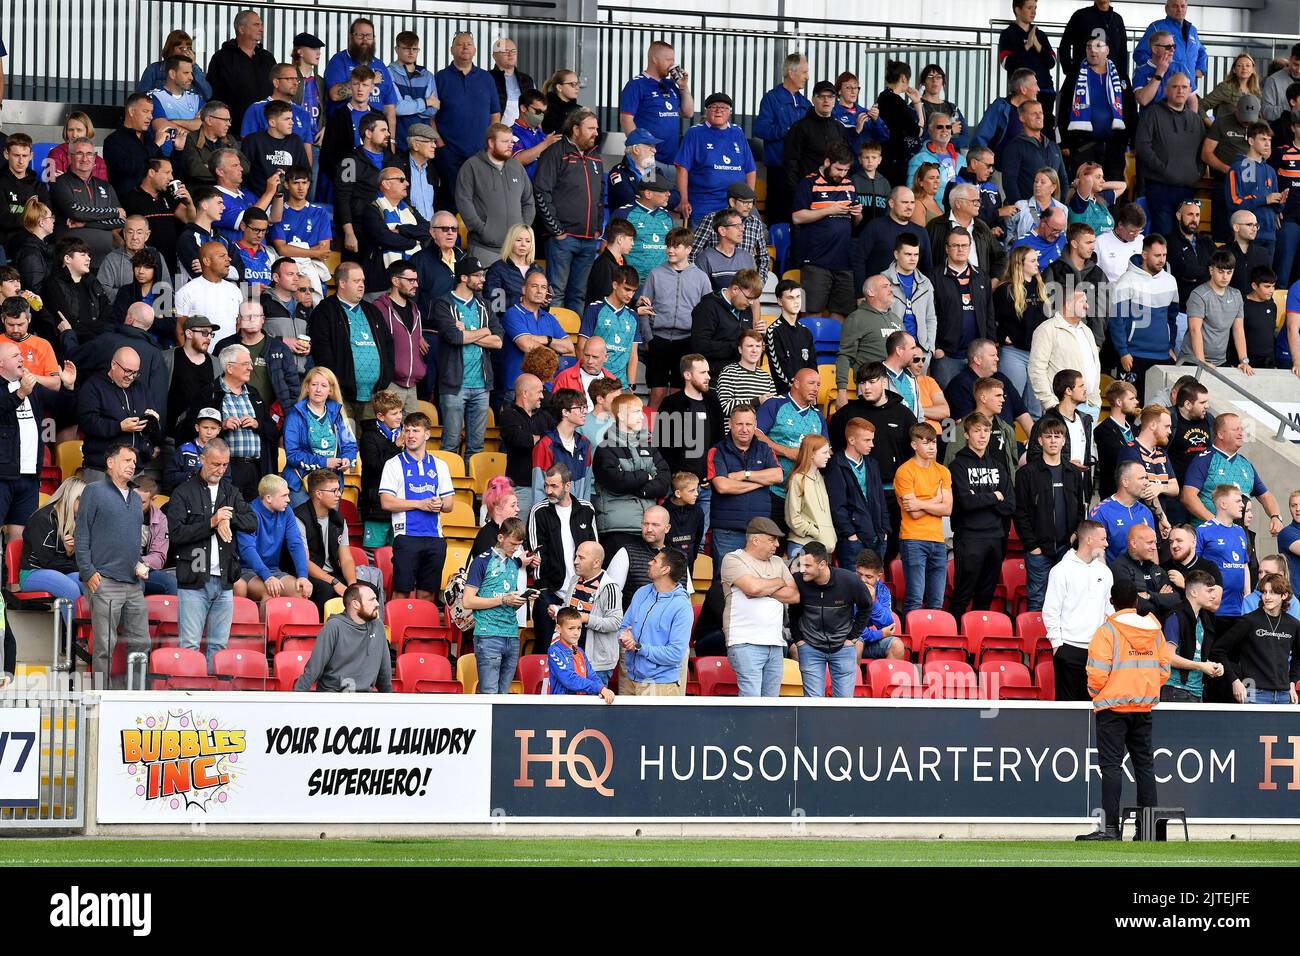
[469,451,507,496]
[780,658,803,697]
[456,653,478,695]
[57,440,82,481]
[553,307,582,335]
[324,597,344,619]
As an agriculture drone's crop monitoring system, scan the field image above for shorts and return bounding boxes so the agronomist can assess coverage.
[646,336,693,389]
[363,520,393,549]
[0,477,39,526]
[799,263,857,316]
[860,635,901,659]
[392,534,447,594]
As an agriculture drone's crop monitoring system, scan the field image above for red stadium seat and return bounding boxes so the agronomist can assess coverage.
[516,654,550,694]
[374,546,394,599]
[1001,558,1028,616]
[695,656,740,696]
[4,538,53,602]
[213,648,273,690]
[979,661,1038,699]
[922,660,978,699]
[228,596,266,651]
[866,659,921,698]
[906,609,963,664]
[149,648,218,690]
[395,653,461,693]
[388,598,454,656]
[960,610,1015,658]
[274,651,313,691]
[265,598,320,653]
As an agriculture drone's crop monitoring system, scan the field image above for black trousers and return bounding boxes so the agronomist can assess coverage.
[1054,643,1090,702]
[1097,709,1156,834]
[950,535,1005,620]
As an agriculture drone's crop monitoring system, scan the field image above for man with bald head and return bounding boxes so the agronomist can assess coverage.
[550,538,623,685]
[79,346,162,482]
[837,274,902,409]
[500,372,554,516]
[308,260,394,422]
[553,334,616,410]
[529,461,601,649]
[175,240,244,346]
[1111,523,1180,617]
[854,185,933,289]
[0,340,74,539]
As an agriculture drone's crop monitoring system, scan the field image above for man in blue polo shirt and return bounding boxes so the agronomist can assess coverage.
[755,368,830,509]
[323,17,398,132]
[675,92,756,226]
[433,31,502,216]
[502,271,574,401]
[619,41,695,173]
[578,264,642,389]
[706,404,785,560]
[1180,411,1284,534]
[378,411,455,601]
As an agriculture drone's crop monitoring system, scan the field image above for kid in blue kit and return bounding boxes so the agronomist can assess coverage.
[548,606,616,700]
[164,408,222,493]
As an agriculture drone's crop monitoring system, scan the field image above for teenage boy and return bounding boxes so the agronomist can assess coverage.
[949,412,1015,619]
[547,605,616,700]
[463,517,528,694]
[893,422,952,612]
[1014,418,1086,611]
[378,411,455,600]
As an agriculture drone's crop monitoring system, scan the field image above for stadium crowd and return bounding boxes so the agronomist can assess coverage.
[0,3,1298,708]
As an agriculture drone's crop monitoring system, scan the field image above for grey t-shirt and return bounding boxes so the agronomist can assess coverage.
[1180,283,1243,366]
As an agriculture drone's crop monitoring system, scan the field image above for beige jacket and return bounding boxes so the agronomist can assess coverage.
[785,470,837,550]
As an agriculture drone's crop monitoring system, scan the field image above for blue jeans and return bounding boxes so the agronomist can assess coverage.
[727,643,785,697]
[178,579,233,671]
[1025,546,1067,612]
[797,642,858,697]
[546,235,602,313]
[1250,688,1293,704]
[999,345,1041,419]
[711,527,747,563]
[475,633,520,694]
[144,569,177,596]
[930,355,966,390]
[1276,221,1300,287]
[441,386,490,456]
[900,539,947,612]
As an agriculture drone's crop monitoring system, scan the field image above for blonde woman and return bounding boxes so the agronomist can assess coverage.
[282,367,358,506]
[910,163,944,225]
[484,223,542,321]
[21,477,87,609]
[994,245,1051,417]
[1202,53,1260,122]
[1007,167,1065,242]
[785,434,836,559]
[46,112,107,180]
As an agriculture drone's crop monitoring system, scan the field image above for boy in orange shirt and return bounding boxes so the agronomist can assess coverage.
[894,422,952,612]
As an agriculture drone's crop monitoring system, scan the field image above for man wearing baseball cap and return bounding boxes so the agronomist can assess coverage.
[674,91,756,225]
[783,79,846,185]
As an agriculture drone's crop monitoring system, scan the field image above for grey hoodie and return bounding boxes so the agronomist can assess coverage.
[295,612,393,693]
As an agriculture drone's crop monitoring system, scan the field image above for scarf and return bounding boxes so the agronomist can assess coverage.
[374,196,420,267]
[1068,60,1125,132]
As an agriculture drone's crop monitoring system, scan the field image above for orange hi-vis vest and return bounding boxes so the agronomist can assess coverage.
[1086,611,1172,712]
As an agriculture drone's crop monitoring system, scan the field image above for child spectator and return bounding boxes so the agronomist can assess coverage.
[164,407,222,493]
[547,605,615,700]
[664,471,704,568]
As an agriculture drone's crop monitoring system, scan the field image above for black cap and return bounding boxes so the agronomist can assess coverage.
[293,33,325,50]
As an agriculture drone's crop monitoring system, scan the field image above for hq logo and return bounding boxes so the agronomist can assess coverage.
[119,710,247,810]
[514,728,614,796]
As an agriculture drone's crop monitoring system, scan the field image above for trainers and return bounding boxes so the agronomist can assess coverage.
[1075,829,1121,842]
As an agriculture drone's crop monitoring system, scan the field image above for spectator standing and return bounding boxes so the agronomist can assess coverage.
[75,443,149,687]
[533,109,604,314]
[893,423,952,612]
[720,517,800,697]
[675,93,756,226]
[433,256,504,457]
[294,583,391,692]
[455,123,535,265]
[490,37,536,129]
[764,281,817,394]
[791,141,861,320]
[1015,418,1086,610]
[379,411,455,601]
[948,412,1015,618]
[205,10,275,130]
[1135,74,1205,239]
[754,54,811,225]
[619,41,694,172]
[1044,518,1114,699]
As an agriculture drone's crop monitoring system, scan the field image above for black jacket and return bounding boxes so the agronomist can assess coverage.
[526,497,598,593]
[532,136,604,239]
[950,445,1015,537]
[783,111,846,186]
[492,68,537,117]
[790,566,874,654]
[690,291,752,378]
[824,450,888,555]
[187,377,280,477]
[1012,457,1086,555]
[358,419,401,523]
[0,168,49,248]
[307,295,395,403]
[40,267,112,341]
[77,373,161,470]
[206,39,277,130]
[1109,551,1180,618]
[828,392,916,485]
[166,474,258,589]
[334,145,409,231]
[930,262,994,357]
[927,217,1006,286]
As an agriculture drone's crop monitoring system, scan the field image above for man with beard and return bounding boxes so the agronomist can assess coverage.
[323,18,399,139]
[294,581,392,692]
[791,141,861,320]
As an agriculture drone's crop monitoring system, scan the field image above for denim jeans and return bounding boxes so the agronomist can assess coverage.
[999,345,1041,418]
[441,386,490,456]
[796,642,858,697]
[179,579,233,671]
[475,633,520,694]
[546,235,602,313]
[1025,546,1067,612]
[900,539,947,612]
[727,642,785,697]
[1250,688,1293,704]
[711,527,748,563]
[1276,221,1300,287]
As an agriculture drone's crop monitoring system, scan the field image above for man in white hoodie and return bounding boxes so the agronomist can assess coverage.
[1043,518,1114,701]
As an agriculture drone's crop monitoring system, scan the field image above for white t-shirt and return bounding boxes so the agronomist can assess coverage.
[175,276,244,349]
[9,381,37,475]
[207,482,222,575]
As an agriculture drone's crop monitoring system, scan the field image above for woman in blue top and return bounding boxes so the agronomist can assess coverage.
[282,367,359,506]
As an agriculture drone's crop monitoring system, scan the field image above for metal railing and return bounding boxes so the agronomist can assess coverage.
[0,690,86,829]
[1178,357,1300,442]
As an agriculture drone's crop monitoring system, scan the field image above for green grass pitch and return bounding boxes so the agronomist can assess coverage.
[1,838,1298,866]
